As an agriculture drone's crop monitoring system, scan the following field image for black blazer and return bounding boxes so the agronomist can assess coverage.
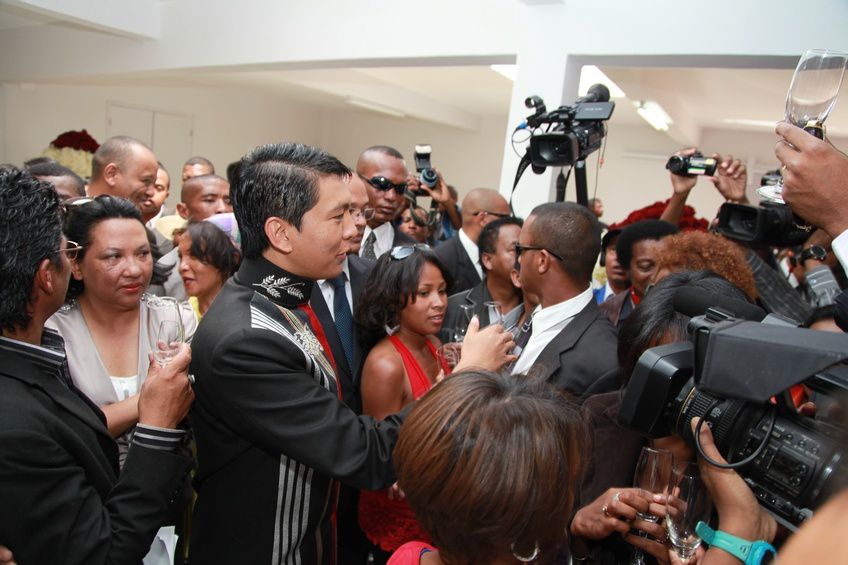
[0,338,190,564]
[444,280,493,331]
[529,300,619,400]
[434,233,482,294]
[310,254,374,412]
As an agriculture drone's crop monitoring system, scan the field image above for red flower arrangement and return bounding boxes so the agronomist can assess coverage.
[49,130,100,153]
[608,199,708,232]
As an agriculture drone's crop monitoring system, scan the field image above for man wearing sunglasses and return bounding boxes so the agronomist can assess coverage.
[0,166,195,564]
[435,187,511,294]
[511,202,619,401]
[356,145,416,260]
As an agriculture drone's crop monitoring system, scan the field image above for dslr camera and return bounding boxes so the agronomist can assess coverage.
[523,83,615,170]
[666,152,718,177]
[413,144,439,195]
[619,291,848,530]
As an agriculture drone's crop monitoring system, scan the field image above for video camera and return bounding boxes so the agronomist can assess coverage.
[619,287,848,530]
[523,83,615,171]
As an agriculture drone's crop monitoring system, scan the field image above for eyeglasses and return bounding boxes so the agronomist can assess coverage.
[472,210,511,219]
[360,174,408,195]
[389,244,431,260]
[514,243,564,262]
[56,240,84,261]
[352,206,376,221]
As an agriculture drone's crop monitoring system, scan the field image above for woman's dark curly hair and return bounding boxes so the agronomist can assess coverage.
[355,247,452,351]
[63,195,172,300]
[180,221,241,281]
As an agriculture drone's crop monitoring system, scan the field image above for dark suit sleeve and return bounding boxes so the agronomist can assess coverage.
[201,327,407,490]
[0,429,190,565]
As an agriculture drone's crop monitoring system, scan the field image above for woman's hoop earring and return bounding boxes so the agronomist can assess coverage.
[511,541,540,562]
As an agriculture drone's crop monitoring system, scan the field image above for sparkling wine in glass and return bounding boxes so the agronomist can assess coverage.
[145,295,185,367]
[631,446,675,565]
[455,304,475,341]
[759,48,848,203]
[666,463,713,563]
[483,301,504,327]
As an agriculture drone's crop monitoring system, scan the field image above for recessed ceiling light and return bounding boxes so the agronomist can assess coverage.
[634,100,672,131]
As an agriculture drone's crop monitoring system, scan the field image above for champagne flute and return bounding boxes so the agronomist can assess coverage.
[665,463,713,563]
[145,295,186,367]
[483,301,504,328]
[455,304,475,341]
[631,447,675,565]
[759,48,848,203]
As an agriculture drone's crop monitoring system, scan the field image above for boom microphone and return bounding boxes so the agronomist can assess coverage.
[575,83,611,104]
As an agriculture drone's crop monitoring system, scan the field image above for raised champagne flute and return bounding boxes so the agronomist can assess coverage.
[758,48,848,203]
[145,295,186,367]
[665,463,713,563]
[631,446,675,565]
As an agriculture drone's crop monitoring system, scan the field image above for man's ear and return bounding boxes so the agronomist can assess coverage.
[265,217,294,254]
[34,258,59,295]
[176,202,189,220]
[103,162,120,187]
[480,252,494,272]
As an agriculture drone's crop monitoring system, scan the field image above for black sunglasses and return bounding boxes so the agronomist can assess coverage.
[514,243,564,262]
[472,210,510,219]
[360,174,407,195]
[390,244,431,260]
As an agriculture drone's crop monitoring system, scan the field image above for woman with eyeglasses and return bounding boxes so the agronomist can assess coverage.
[354,244,516,563]
[47,195,197,466]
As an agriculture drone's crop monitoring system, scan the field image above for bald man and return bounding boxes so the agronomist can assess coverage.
[356,145,416,259]
[87,136,158,209]
[435,187,511,293]
[176,174,231,221]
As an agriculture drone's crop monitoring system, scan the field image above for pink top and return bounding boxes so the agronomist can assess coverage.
[388,541,437,564]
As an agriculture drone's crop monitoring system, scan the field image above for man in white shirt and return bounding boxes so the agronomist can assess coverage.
[356,145,415,260]
[511,202,619,400]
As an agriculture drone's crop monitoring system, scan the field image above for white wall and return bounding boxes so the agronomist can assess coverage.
[319,109,507,197]
[2,82,323,206]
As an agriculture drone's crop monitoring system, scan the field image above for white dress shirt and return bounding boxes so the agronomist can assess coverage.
[511,285,594,375]
[360,222,395,259]
[458,228,483,279]
[316,258,353,321]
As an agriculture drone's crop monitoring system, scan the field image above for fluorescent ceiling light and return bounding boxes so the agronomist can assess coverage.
[346,97,406,118]
[634,100,672,131]
[490,64,517,82]
[579,65,626,98]
[722,118,777,129]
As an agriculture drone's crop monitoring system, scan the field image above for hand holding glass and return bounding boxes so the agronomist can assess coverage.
[145,296,186,367]
[631,447,675,565]
[666,463,713,563]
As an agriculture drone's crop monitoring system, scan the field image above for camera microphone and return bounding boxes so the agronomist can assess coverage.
[673,286,766,322]
[574,83,611,104]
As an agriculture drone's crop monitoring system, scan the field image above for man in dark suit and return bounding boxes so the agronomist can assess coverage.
[512,202,618,400]
[356,145,415,260]
[444,216,524,331]
[0,165,194,564]
[435,187,511,294]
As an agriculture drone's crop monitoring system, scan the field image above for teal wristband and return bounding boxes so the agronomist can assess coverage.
[696,521,776,565]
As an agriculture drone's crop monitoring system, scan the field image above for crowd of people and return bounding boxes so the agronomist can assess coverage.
[0,120,847,565]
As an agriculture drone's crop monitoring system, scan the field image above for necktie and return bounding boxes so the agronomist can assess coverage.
[330,274,356,371]
[363,231,377,260]
[513,315,534,357]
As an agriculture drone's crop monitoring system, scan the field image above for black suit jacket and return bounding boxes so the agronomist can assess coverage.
[0,336,190,564]
[529,300,619,400]
[310,254,374,412]
[444,280,493,331]
[435,233,482,294]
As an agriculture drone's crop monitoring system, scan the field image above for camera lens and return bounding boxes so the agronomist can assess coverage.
[419,168,438,188]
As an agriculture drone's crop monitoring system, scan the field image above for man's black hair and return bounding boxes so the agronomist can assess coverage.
[615,220,679,270]
[0,165,63,332]
[478,216,523,273]
[28,162,85,197]
[528,202,601,285]
[183,156,215,173]
[232,143,351,259]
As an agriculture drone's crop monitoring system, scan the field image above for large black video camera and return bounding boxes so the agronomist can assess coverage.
[523,83,615,170]
[619,289,848,530]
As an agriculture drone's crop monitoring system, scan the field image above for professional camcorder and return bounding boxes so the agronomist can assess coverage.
[523,83,615,171]
[619,287,848,530]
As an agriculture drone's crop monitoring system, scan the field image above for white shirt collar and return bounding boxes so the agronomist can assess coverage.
[361,222,395,258]
[457,228,483,279]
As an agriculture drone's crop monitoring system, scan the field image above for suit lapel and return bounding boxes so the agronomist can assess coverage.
[531,301,600,381]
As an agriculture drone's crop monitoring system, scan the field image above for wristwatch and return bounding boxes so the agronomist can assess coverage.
[800,244,827,263]
[696,521,776,565]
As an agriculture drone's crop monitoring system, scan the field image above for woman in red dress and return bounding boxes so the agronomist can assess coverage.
[355,244,453,563]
